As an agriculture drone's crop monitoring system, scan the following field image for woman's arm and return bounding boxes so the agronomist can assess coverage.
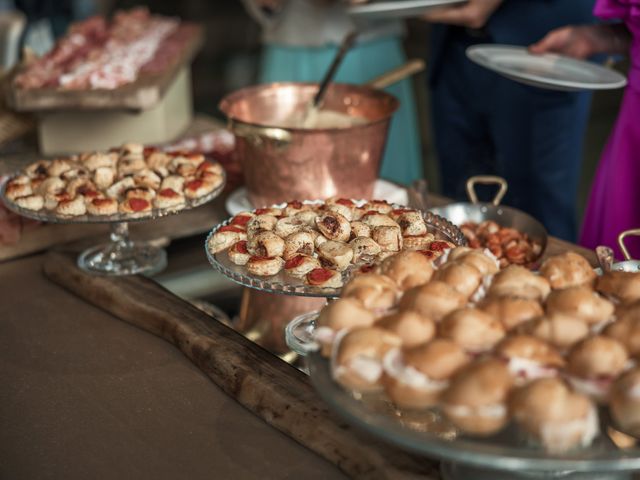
[529,23,631,59]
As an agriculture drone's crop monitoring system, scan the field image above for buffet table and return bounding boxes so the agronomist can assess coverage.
[0,190,602,479]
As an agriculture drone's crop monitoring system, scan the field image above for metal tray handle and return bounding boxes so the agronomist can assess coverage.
[618,228,640,261]
[465,175,508,206]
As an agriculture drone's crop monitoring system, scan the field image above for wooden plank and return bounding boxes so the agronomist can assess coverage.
[5,24,203,112]
[42,250,441,480]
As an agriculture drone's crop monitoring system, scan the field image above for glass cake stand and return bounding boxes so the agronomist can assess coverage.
[285,313,640,480]
[205,206,466,298]
[1,172,225,276]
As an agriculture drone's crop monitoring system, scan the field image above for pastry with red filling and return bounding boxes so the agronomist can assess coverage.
[154,188,185,209]
[208,225,246,254]
[228,241,250,266]
[284,254,320,277]
[315,212,351,242]
[306,267,343,288]
[119,197,151,214]
[246,256,285,276]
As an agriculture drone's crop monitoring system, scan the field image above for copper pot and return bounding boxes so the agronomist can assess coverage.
[219,82,399,207]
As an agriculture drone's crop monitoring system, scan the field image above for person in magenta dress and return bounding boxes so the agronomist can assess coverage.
[531,0,640,259]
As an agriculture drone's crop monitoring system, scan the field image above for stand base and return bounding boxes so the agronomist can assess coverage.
[441,462,632,480]
[77,241,167,276]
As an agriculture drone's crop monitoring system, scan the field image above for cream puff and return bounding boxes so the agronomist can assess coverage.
[376,311,436,348]
[119,197,152,214]
[86,197,118,216]
[489,265,551,301]
[546,286,614,329]
[93,166,115,189]
[228,240,250,266]
[350,221,371,238]
[399,281,466,321]
[509,378,598,452]
[315,212,351,242]
[333,326,402,393]
[395,210,427,236]
[604,309,640,356]
[56,195,86,216]
[153,188,185,209]
[247,231,285,258]
[283,254,320,277]
[274,217,304,238]
[106,177,135,199]
[441,358,512,435]
[14,194,44,211]
[207,225,247,253]
[540,252,596,290]
[597,271,640,305]
[341,273,399,311]
[282,231,315,260]
[305,267,343,289]
[380,250,433,291]
[478,296,544,331]
[495,334,565,385]
[383,339,469,409]
[609,367,640,437]
[317,240,354,271]
[315,297,376,355]
[371,225,402,252]
[246,256,284,276]
[455,249,500,276]
[434,261,483,299]
[160,175,185,193]
[565,335,629,402]
[349,236,382,264]
[522,313,590,351]
[439,308,505,353]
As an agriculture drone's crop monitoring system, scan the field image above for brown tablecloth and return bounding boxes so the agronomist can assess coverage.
[0,255,346,479]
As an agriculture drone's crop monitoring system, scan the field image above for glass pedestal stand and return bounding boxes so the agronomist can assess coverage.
[77,222,167,276]
[440,462,632,480]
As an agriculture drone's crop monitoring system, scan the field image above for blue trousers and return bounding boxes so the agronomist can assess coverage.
[430,38,592,241]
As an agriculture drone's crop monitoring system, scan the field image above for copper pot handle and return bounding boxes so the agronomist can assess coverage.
[228,119,292,146]
[618,228,640,261]
[366,59,426,90]
[466,175,508,206]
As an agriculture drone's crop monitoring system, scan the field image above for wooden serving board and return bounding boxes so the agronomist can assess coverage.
[5,24,203,112]
[43,251,442,480]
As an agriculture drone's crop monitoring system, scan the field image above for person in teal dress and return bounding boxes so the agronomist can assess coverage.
[242,0,423,185]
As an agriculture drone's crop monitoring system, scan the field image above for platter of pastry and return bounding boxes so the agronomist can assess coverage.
[205,199,465,297]
[287,248,640,472]
[1,142,226,223]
